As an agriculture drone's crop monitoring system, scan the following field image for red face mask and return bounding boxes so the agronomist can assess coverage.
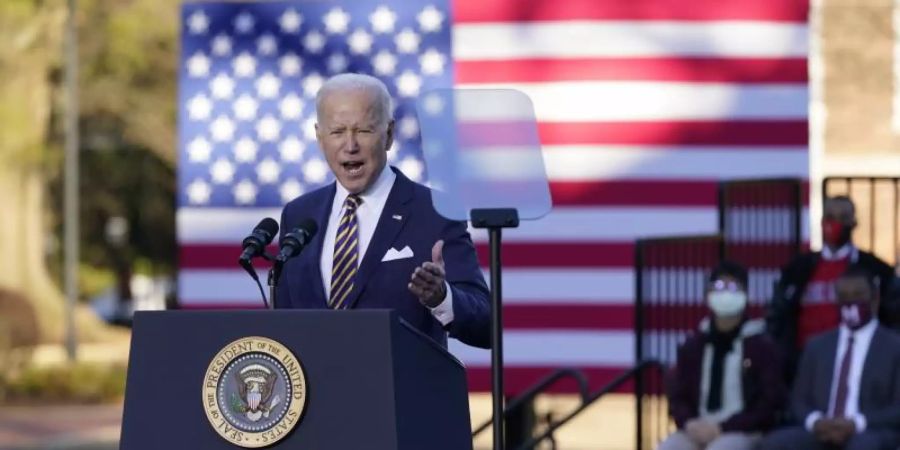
[839,301,873,331]
[822,219,850,247]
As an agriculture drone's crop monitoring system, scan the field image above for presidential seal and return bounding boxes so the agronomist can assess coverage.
[202,337,307,448]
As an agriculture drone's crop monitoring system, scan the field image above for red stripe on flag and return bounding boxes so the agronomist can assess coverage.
[504,304,634,329]
[456,58,808,84]
[453,0,809,23]
[466,366,637,394]
[475,242,633,267]
[550,180,718,206]
[537,121,809,146]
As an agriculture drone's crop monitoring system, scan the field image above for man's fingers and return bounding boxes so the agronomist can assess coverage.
[431,240,444,266]
[412,267,440,285]
[421,262,445,278]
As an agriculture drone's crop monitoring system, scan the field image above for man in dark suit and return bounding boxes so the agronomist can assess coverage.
[275,73,490,349]
[768,196,896,383]
[762,264,900,450]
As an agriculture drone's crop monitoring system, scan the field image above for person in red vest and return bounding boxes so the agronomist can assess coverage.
[767,196,895,383]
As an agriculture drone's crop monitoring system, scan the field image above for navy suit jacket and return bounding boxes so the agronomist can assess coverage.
[275,167,491,349]
[791,325,900,430]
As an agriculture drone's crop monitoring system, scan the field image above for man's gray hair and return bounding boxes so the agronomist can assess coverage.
[315,73,393,126]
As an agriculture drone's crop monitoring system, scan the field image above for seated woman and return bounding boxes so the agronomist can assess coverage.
[657,261,786,450]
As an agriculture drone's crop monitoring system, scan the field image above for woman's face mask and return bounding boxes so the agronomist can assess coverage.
[707,279,747,317]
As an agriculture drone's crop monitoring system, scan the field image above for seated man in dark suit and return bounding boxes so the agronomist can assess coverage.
[763,264,900,450]
[276,73,490,349]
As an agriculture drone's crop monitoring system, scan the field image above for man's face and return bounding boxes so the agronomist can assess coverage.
[822,199,856,229]
[315,89,394,194]
[835,275,874,307]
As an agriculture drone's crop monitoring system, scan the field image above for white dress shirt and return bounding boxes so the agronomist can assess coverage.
[320,164,454,324]
[821,243,857,262]
[804,319,878,433]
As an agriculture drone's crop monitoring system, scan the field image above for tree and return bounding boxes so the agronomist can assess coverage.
[0,0,181,344]
[0,0,90,343]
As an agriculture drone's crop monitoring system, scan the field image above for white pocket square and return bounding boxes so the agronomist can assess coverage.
[382,246,414,262]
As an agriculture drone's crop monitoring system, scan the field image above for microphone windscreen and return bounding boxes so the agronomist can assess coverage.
[297,218,318,238]
[256,217,279,242]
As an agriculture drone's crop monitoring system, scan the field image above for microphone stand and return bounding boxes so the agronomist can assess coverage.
[268,258,282,311]
[470,207,519,450]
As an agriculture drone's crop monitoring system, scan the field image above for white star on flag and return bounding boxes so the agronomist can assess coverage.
[279,179,304,203]
[396,71,422,97]
[233,179,258,204]
[256,115,282,142]
[303,30,326,54]
[302,73,324,98]
[186,179,212,204]
[234,137,259,163]
[255,73,281,99]
[348,28,374,55]
[210,158,236,184]
[369,6,397,34]
[399,156,424,182]
[279,53,302,76]
[211,34,232,56]
[257,34,278,56]
[187,10,209,35]
[372,50,398,76]
[398,115,419,138]
[210,115,236,142]
[302,117,318,141]
[422,92,445,115]
[279,94,304,120]
[279,137,305,161]
[233,52,257,78]
[187,137,212,162]
[395,28,420,54]
[326,53,349,74]
[210,73,235,99]
[302,159,328,184]
[187,94,213,121]
[233,95,259,121]
[186,52,211,78]
[256,158,281,184]
[419,48,446,75]
[417,5,444,33]
[279,9,303,34]
[234,12,255,34]
[323,7,350,34]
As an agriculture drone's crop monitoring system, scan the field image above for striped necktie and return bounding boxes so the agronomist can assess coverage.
[329,194,361,309]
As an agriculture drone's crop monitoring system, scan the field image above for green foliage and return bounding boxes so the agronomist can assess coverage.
[0,363,127,404]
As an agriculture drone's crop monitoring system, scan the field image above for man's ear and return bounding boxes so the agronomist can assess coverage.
[385,119,395,150]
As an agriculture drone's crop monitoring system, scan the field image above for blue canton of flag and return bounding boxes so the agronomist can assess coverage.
[178,0,452,208]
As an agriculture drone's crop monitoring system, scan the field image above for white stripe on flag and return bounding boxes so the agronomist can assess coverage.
[179,207,719,243]
[178,207,810,244]
[178,268,635,305]
[543,145,809,180]
[455,82,808,121]
[453,21,808,59]
[449,331,634,366]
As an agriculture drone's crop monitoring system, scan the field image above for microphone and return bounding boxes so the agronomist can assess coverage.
[277,219,318,262]
[238,218,279,282]
[239,218,279,263]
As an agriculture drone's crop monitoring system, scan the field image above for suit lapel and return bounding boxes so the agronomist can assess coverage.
[858,326,883,410]
[345,168,414,309]
[819,331,839,409]
[306,184,336,307]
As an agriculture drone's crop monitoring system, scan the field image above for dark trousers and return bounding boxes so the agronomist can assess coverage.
[763,426,900,450]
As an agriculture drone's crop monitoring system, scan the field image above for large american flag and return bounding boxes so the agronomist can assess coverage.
[177,0,810,393]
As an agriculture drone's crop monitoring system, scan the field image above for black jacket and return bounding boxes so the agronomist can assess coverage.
[766,248,896,383]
